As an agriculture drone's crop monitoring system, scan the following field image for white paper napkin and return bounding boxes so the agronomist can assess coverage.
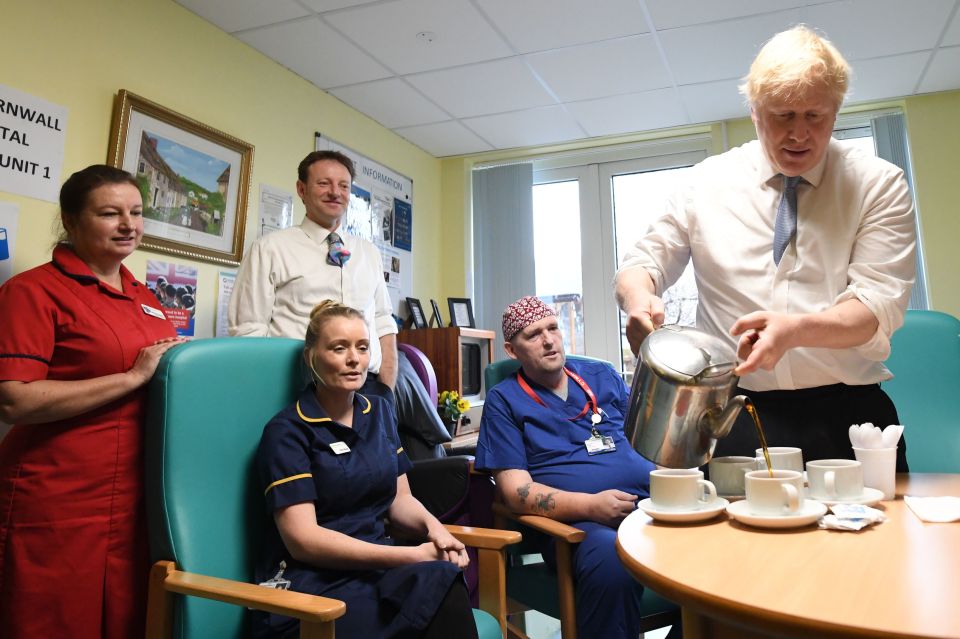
[903,496,960,523]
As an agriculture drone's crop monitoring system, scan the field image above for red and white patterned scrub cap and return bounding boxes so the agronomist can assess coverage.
[501,296,557,341]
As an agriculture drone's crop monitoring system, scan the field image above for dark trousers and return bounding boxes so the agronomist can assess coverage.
[712,383,909,472]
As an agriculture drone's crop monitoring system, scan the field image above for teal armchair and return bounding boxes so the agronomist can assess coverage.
[882,310,960,472]
[144,338,518,639]
[482,356,679,639]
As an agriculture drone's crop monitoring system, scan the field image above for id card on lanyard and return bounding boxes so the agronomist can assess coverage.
[517,367,616,455]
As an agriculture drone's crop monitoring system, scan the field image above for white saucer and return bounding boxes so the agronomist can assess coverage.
[806,486,885,507]
[638,497,730,523]
[726,499,827,529]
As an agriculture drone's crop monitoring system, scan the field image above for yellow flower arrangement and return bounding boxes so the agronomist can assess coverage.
[438,390,471,423]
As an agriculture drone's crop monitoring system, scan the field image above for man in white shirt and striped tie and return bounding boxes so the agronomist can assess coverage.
[230,151,451,456]
[615,26,916,470]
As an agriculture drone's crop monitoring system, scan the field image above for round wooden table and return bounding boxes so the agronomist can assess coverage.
[617,474,960,639]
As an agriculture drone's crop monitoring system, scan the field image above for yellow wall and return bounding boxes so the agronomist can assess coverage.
[444,96,960,318]
[902,90,960,315]
[1,0,444,336]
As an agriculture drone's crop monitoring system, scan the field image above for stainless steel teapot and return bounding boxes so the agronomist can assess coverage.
[622,325,747,468]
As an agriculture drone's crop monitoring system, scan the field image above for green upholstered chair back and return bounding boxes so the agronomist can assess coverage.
[882,310,960,472]
[145,337,306,638]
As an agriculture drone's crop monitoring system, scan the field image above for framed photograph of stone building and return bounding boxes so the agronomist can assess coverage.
[107,90,253,265]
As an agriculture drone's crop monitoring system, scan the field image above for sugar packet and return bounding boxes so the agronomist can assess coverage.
[818,503,886,531]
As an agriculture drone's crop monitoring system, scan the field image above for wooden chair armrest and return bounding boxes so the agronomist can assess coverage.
[444,524,521,549]
[492,502,586,543]
[149,560,345,623]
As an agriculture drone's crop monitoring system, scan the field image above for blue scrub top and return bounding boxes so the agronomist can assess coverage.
[476,359,654,498]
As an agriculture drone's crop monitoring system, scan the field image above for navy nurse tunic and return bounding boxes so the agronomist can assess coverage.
[475,358,656,639]
[253,386,461,639]
[0,244,177,639]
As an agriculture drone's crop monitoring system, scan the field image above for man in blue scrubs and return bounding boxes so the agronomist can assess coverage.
[476,296,669,639]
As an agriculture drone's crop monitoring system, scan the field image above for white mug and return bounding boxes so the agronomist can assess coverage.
[708,456,757,496]
[806,459,863,500]
[650,469,717,511]
[755,446,804,473]
[744,469,804,515]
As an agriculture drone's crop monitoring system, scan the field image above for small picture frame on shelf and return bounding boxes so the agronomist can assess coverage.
[429,299,443,328]
[447,297,476,328]
[405,297,428,329]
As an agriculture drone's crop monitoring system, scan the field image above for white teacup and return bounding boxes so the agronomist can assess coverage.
[806,459,864,501]
[755,446,804,473]
[744,469,804,515]
[650,469,717,511]
[708,456,757,496]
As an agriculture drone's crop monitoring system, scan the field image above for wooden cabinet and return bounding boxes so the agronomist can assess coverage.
[397,327,495,400]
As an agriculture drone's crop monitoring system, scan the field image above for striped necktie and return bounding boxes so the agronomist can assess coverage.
[773,175,801,265]
[326,232,351,267]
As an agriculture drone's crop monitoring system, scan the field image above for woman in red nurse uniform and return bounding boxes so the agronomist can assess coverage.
[0,165,182,638]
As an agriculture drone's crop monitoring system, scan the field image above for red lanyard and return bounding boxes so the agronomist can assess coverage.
[517,367,601,423]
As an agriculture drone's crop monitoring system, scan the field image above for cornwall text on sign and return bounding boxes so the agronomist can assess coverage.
[0,84,68,203]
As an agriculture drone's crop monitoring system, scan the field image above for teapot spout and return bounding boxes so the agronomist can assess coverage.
[707,394,747,439]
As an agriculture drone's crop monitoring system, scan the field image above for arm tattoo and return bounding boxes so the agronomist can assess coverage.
[534,492,557,513]
[516,483,531,505]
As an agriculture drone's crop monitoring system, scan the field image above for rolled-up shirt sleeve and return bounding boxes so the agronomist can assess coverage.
[228,240,273,337]
[617,187,693,296]
[835,167,916,361]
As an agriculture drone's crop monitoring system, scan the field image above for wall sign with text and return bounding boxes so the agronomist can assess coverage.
[0,84,68,203]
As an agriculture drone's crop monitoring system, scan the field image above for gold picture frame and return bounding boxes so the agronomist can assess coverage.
[107,90,254,266]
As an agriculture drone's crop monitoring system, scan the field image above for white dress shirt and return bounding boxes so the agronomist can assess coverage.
[228,216,397,373]
[619,139,916,391]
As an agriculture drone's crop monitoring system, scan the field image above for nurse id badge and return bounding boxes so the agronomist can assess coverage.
[584,433,616,455]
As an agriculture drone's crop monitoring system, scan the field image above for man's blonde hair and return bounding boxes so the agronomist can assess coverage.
[739,25,849,110]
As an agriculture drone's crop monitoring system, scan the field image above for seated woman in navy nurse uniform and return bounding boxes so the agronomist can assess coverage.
[253,300,478,639]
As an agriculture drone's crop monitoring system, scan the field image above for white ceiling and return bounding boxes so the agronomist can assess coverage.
[175,0,960,157]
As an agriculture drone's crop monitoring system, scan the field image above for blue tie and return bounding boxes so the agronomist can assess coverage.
[773,175,801,265]
[326,232,351,267]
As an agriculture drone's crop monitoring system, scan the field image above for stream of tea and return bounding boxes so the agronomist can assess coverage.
[744,399,774,477]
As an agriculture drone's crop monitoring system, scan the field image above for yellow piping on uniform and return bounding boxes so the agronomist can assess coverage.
[264,473,312,495]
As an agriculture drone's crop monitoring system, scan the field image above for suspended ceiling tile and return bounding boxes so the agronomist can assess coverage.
[406,58,555,119]
[174,0,310,33]
[393,120,494,157]
[943,7,960,47]
[299,0,382,11]
[802,0,956,60]
[330,78,449,128]
[846,52,931,103]
[477,0,649,53]
[566,89,689,138]
[463,105,586,149]
[236,17,391,88]
[646,0,820,30]
[526,35,672,103]
[917,46,960,94]
[324,0,512,75]
[659,10,804,85]
[679,79,750,124]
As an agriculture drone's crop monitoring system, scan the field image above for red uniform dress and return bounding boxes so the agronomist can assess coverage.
[0,245,176,638]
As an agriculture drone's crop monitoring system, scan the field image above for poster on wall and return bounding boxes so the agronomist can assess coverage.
[315,133,413,313]
[259,184,293,237]
[145,260,198,337]
[215,270,236,337]
[0,84,68,203]
[0,202,19,285]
